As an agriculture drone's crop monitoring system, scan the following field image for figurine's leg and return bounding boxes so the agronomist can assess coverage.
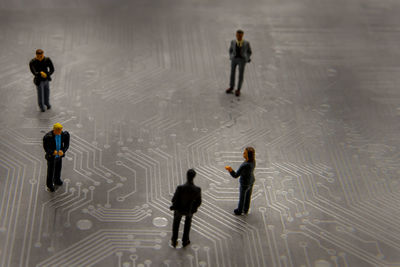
[244,185,253,213]
[44,80,51,108]
[54,158,63,185]
[230,59,238,89]
[46,159,55,189]
[182,214,192,244]
[171,211,182,243]
[37,82,45,110]
[236,184,247,213]
[237,60,246,90]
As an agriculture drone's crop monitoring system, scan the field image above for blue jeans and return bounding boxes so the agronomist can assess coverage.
[237,184,253,213]
[229,58,246,90]
[36,80,50,109]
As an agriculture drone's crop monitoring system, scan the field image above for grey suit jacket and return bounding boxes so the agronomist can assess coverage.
[229,40,252,62]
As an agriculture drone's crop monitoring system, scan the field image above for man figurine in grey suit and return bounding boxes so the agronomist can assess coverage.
[226,29,252,97]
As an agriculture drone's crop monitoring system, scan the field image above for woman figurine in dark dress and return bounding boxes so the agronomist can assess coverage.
[225,147,256,215]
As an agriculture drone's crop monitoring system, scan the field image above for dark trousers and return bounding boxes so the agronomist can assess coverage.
[47,157,62,188]
[171,211,192,242]
[237,184,253,213]
[36,80,50,109]
[229,58,246,90]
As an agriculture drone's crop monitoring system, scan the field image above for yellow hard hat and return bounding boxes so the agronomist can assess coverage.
[53,123,63,130]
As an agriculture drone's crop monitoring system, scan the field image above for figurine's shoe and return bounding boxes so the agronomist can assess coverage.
[40,107,45,112]
[235,90,241,97]
[182,240,191,247]
[226,88,234,94]
[170,239,178,248]
[234,209,242,215]
[46,186,55,192]
[55,180,63,186]
[46,105,51,110]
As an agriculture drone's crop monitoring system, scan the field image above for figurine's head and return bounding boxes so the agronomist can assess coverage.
[187,169,196,182]
[236,29,244,41]
[53,123,63,135]
[35,49,44,61]
[243,147,255,162]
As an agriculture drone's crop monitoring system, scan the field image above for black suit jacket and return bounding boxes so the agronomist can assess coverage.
[43,131,70,161]
[171,182,202,215]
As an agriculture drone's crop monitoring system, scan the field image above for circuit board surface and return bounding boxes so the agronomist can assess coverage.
[0,0,400,266]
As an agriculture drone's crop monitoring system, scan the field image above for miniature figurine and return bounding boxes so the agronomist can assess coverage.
[29,49,54,112]
[225,147,256,215]
[226,29,252,97]
[170,169,202,248]
[43,123,70,192]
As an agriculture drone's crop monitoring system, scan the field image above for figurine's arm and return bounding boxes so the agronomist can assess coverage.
[192,189,202,213]
[248,42,252,57]
[62,131,70,153]
[47,58,55,76]
[247,42,252,62]
[229,41,233,57]
[43,135,53,156]
[226,163,245,178]
[170,186,181,210]
[230,163,248,178]
[29,61,39,76]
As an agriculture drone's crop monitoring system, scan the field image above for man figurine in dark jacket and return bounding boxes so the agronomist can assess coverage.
[29,49,54,112]
[170,169,202,248]
[43,123,70,192]
[226,29,252,97]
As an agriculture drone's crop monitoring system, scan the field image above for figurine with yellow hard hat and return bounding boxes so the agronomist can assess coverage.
[42,123,70,192]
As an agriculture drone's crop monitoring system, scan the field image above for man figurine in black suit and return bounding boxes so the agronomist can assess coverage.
[43,123,70,192]
[29,49,55,112]
[170,169,202,248]
[226,29,252,97]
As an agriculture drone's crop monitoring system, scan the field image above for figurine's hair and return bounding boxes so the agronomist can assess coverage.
[36,49,44,55]
[236,29,244,34]
[245,147,255,162]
